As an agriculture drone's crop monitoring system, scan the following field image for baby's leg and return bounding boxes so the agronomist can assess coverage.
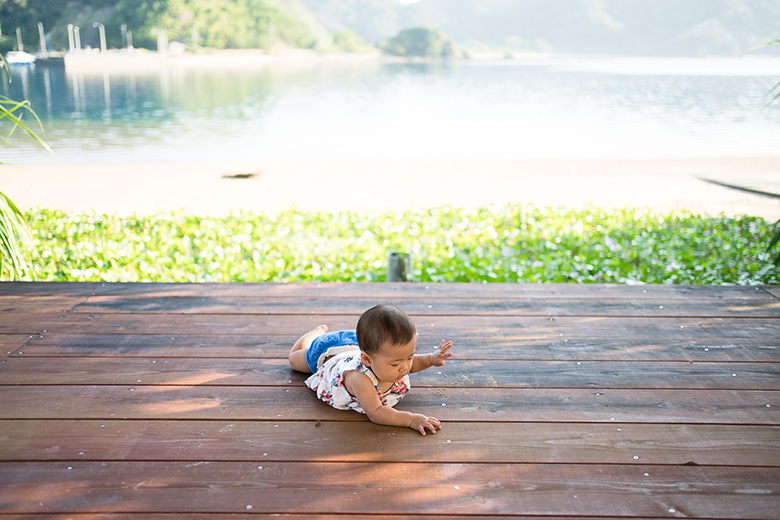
[288,324,328,373]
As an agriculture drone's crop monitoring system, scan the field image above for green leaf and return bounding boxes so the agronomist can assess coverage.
[749,39,780,51]
[0,190,31,280]
[0,96,54,155]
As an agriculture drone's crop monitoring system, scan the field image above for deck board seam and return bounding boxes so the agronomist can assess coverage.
[2,459,777,468]
[8,354,780,362]
[2,418,777,426]
[3,384,779,390]
[62,308,780,320]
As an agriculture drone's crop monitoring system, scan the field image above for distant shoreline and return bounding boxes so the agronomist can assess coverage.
[60,48,780,70]
[62,47,514,70]
[62,48,390,69]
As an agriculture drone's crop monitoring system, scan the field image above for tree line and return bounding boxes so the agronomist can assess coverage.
[0,0,316,52]
[0,0,455,56]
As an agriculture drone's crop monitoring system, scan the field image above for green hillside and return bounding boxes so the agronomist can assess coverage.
[299,0,780,56]
[2,0,779,56]
[0,0,321,51]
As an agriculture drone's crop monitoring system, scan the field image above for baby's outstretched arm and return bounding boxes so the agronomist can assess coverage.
[412,340,453,373]
[343,370,441,435]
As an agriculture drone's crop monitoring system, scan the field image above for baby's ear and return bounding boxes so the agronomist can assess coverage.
[360,351,372,366]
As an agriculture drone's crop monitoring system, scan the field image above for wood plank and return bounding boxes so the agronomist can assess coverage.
[3,313,779,339]
[1,281,778,520]
[2,357,778,390]
[763,285,780,299]
[0,296,83,314]
[1,281,773,300]
[0,516,603,520]
[0,386,776,424]
[2,420,777,466]
[18,333,780,362]
[0,516,605,520]
[1,461,777,517]
[0,335,31,356]
[70,295,780,317]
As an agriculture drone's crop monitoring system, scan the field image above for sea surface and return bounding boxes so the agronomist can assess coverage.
[2,55,780,164]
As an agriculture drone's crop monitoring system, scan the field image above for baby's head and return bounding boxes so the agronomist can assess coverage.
[356,304,417,381]
[357,303,416,355]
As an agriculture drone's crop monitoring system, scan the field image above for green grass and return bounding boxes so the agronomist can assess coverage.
[18,205,780,285]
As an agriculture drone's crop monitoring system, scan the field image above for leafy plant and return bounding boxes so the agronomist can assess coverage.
[0,59,53,280]
[750,38,780,107]
[0,190,31,279]
[24,206,779,285]
[750,37,780,264]
[769,222,780,266]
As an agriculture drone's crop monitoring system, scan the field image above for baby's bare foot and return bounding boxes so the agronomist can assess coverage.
[300,324,328,348]
[311,324,328,335]
[290,324,329,356]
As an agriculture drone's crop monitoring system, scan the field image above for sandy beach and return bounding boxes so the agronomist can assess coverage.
[1,158,779,220]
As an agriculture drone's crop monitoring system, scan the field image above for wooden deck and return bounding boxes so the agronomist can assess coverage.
[1,282,779,519]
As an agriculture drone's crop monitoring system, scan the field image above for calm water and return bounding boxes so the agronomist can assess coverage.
[2,56,780,164]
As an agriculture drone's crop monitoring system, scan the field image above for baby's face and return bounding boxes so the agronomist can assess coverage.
[363,335,417,384]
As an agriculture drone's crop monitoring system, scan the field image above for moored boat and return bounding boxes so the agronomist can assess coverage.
[5,50,36,65]
[35,52,65,66]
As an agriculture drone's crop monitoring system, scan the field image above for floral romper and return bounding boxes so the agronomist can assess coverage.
[305,349,410,414]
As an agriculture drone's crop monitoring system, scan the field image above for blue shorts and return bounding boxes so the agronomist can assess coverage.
[305,330,360,373]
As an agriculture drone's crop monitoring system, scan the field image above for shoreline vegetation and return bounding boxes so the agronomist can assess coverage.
[59,47,558,70]
[19,205,780,285]
[60,48,780,70]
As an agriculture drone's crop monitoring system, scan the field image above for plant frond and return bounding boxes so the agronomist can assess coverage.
[0,97,54,155]
[0,53,9,83]
[769,220,780,266]
[749,39,780,51]
[761,79,780,109]
[0,190,31,280]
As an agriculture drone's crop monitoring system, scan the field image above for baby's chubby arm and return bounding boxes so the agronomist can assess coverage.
[343,370,441,435]
[411,340,453,373]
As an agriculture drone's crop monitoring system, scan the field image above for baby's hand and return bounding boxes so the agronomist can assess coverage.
[409,413,441,435]
[430,340,454,366]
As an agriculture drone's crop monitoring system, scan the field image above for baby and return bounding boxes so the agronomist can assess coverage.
[288,303,454,435]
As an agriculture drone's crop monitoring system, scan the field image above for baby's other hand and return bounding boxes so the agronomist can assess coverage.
[409,414,441,435]
[430,340,454,366]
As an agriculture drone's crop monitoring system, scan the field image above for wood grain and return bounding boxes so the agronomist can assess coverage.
[0,385,777,424]
[3,313,779,339]
[1,461,778,517]
[2,420,778,466]
[1,282,778,519]
[69,295,780,317]
[1,281,774,299]
[2,357,778,390]
[15,333,780,362]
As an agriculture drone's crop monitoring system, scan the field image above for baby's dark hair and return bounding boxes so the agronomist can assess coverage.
[356,303,416,355]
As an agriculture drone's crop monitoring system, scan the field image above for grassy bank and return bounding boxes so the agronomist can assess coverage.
[20,205,780,285]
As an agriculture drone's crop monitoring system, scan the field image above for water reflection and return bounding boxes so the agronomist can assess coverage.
[20,65,30,101]
[0,58,779,164]
[103,70,111,119]
[71,70,85,115]
[43,68,52,118]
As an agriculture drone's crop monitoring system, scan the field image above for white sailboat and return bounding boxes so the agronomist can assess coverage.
[5,27,36,65]
[5,50,36,64]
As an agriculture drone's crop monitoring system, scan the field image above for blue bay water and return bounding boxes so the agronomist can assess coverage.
[1,56,779,165]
